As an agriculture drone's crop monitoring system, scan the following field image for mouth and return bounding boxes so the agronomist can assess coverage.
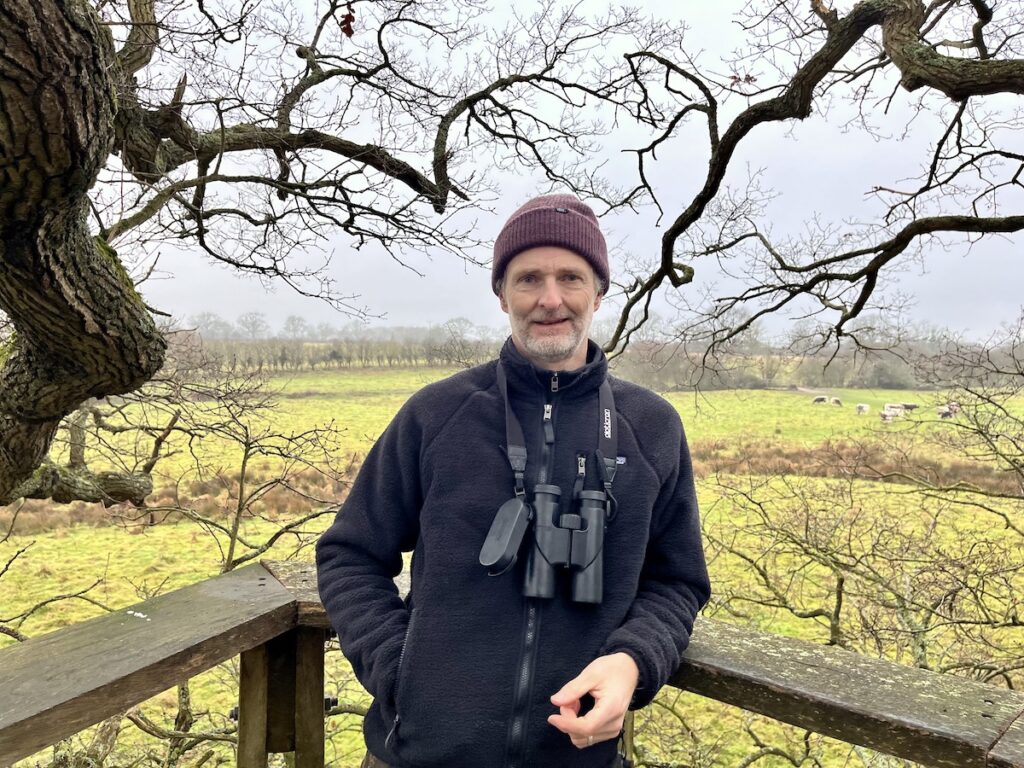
[531,319,571,333]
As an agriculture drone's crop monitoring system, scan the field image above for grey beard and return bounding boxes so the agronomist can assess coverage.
[519,323,584,363]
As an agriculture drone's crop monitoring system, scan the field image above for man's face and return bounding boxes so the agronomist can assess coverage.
[499,247,602,370]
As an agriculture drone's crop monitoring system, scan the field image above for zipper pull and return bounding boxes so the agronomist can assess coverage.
[572,453,586,499]
[551,372,559,392]
[385,714,400,749]
[543,403,553,421]
[543,403,554,444]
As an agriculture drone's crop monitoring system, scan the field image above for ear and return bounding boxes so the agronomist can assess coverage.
[593,290,602,312]
[499,290,509,314]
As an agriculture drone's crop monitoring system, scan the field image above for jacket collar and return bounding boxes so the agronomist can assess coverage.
[498,336,607,400]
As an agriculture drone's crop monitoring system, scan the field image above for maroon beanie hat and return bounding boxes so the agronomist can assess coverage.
[491,193,609,295]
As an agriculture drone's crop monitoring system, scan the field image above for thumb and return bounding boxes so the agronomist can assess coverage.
[550,672,592,706]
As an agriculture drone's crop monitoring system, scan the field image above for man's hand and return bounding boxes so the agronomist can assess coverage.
[547,652,639,749]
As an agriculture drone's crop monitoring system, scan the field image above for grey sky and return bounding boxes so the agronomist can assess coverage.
[137,1,1023,339]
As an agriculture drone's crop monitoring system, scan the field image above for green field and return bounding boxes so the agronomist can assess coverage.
[3,367,1021,767]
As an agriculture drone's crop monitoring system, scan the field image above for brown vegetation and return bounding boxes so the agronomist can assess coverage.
[0,464,358,537]
[690,438,1018,496]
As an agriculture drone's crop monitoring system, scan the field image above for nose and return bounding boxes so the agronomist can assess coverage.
[537,277,562,309]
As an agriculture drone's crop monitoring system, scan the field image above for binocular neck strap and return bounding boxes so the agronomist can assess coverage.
[496,361,617,497]
[497,361,528,496]
[597,378,617,489]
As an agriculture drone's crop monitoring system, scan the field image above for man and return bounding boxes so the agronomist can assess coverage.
[316,193,711,768]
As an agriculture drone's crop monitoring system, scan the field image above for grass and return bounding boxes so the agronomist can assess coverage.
[666,387,945,442]
[3,367,1022,767]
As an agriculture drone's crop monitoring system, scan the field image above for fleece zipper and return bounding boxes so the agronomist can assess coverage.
[384,608,416,752]
[505,373,559,768]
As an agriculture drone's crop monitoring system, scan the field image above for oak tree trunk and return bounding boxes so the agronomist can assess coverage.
[0,0,166,504]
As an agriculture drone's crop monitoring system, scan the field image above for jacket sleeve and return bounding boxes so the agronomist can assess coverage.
[598,419,711,709]
[315,397,425,719]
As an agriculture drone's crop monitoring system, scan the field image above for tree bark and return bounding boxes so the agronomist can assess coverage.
[0,0,166,504]
[881,0,1024,99]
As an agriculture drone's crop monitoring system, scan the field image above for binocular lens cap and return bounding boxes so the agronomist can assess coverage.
[479,497,531,572]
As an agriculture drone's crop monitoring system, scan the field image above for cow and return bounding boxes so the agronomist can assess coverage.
[937,407,953,419]
[902,403,919,411]
[880,412,894,423]
[856,404,870,414]
[811,395,828,404]
[884,403,905,417]
[831,397,843,406]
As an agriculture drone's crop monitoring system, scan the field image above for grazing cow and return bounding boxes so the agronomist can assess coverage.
[831,397,843,406]
[883,403,905,417]
[856,404,870,414]
[937,407,953,419]
[902,403,919,411]
[947,401,961,414]
[812,395,827,404]
[880,412,894,423]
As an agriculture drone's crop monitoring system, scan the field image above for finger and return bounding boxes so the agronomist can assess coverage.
[572,699,624,737]
[550,673,592,707]
[546,705,581,735]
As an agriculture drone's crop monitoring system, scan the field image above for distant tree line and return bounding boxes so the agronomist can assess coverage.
[188,312,504,371]
[187,310,971,391]
[610,342,924,392]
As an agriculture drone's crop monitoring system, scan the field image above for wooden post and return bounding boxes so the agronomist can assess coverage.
[266,631,298,753]
[294,628,326,768]
[238,643,269,768]
[621,710,635,763]
[239,628,325,768]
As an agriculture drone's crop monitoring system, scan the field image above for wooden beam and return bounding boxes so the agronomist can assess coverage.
[672,619,1024,768]
[991,714,1024,768]
[262,559,410,630]
[262,559,329,629]
[265,631,297,753]
[238,642,269,768]
[0,564,297,767]
[294,627,326,768]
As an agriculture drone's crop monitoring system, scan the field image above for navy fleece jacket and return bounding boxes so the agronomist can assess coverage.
[316,339,710,768]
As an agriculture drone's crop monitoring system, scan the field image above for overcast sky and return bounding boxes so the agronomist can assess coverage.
[137,0,1023,339]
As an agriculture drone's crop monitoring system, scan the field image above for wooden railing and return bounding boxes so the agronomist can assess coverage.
[1,561,1022,768]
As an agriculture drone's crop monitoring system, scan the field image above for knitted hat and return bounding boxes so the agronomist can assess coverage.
[492,193,608,295]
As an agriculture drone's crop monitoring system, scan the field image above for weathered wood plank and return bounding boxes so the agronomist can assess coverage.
[672,619,1024,768]
[0,564,296,767]
[262,559,410,629]
[262,560,328,628]
[990,711,1024,768]
[294,627,326,768]
[238,642,269,768]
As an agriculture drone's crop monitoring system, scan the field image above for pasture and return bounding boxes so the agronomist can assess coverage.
[3,366,1020,767]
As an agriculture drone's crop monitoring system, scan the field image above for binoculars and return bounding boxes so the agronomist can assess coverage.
[522,485,606,604]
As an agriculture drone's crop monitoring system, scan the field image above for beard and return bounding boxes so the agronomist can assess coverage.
[512,311,587,365]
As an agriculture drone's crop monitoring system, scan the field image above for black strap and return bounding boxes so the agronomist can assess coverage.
[597,378,617,487]
[496,362,617,506]
[497,362,527,496]
[596,378,619,522]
